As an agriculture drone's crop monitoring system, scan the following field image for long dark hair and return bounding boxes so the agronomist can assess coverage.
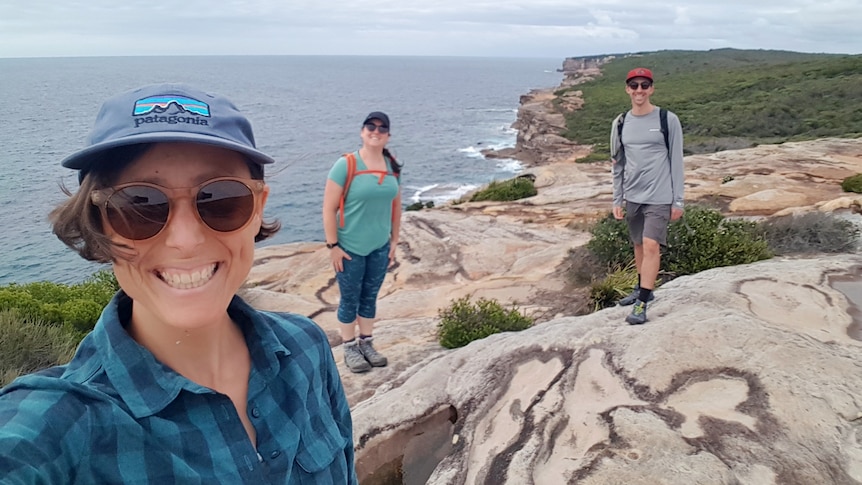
[383,148,402,176]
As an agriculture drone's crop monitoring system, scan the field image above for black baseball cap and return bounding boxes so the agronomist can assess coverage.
[362,111,390,128]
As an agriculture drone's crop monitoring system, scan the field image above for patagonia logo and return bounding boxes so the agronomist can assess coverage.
[132,95,211,128]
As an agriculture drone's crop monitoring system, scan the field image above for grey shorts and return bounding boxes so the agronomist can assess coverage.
[625,202,671,246]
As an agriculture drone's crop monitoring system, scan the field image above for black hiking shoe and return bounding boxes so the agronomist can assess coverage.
[625,300,648,325]
[618,286,655,306]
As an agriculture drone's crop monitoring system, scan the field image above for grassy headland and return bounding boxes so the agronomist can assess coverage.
[557,48,862,160]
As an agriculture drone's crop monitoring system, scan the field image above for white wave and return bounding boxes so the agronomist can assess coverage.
[495,158,524,173]
[498,125,518,135]
[486,140,516,151]
[457,146,485,159]
[407,183,479,205]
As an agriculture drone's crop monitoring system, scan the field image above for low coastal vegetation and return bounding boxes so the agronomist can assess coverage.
[842,174,862,193]
[556,49,862,160]
[436,296,533,349]
[0,270,118,385]
[406,201,435,211]
[469,176,537,202]
[759,212,860,255]
[588,205,773,276]
[0,270,118,334]
[1,311,81,387]
[574,207,859,311]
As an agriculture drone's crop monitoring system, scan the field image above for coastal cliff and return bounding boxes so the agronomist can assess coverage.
[484,55,610,166]
[245,59,862,483]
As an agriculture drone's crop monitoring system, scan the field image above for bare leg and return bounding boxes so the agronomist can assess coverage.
[339,322,357,342]
[357,316,375,337]
[639,237,661,290]
[633,243,644,275]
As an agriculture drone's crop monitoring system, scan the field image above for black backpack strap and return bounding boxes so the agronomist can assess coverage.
[660,108,669,152]
[619,109,669,154]
[617,111,627,144]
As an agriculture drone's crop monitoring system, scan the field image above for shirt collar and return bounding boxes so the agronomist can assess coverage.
[86,291,290,418]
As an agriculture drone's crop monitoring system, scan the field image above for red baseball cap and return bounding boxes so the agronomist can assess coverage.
[626,67,653,83]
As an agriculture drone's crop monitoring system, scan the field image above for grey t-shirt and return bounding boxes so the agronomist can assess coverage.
[610,107,684,208]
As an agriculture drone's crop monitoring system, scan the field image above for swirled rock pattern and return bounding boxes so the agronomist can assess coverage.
[351,255,862,485]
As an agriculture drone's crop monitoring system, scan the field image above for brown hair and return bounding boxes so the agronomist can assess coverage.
[49,143,280,263]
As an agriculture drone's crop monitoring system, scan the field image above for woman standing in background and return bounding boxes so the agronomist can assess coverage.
[322,111,402,374]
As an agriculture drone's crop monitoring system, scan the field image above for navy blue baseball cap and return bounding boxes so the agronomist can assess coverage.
[61,83,274,174]
[362,111,390,128]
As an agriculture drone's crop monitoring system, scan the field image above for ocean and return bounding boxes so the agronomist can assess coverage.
[0,56,562,286]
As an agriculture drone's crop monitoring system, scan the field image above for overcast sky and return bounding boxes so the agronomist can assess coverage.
[1,0,860,59]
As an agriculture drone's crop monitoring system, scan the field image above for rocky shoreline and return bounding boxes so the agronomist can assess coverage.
[244,57,862,483]
[481,56,608,166]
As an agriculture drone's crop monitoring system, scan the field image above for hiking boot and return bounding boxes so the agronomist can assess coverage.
[625,300,648,325]
[358,337,388,367]
[618,286,655,306]
[344,340,372,373]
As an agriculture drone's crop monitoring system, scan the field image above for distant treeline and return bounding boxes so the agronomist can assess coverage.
[558,48,862,160]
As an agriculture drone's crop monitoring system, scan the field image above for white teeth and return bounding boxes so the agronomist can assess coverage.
[159,264,217,289]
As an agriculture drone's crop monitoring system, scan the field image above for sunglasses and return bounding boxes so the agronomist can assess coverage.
[90,177,265,241]
[627,81,653,90]
[364,123,390,134]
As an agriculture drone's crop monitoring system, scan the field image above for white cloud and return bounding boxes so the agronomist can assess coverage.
[0,0,859,57]
[674,7,692,25]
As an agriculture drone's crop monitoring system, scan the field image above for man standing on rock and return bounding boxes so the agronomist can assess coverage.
[610,67,685,325]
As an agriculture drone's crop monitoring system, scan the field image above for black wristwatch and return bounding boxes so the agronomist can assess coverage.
[326,241,340,249]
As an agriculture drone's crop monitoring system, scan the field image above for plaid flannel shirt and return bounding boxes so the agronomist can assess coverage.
[0,292,357,484]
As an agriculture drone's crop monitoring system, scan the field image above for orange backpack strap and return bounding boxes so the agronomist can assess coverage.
[338,152,399,228]
[338,153,357,228]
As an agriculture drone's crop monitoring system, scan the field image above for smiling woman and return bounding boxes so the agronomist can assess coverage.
[0,83,358,484]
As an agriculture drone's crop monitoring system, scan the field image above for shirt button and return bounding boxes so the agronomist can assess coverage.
[251,407,261,418]
[270,450,281,459]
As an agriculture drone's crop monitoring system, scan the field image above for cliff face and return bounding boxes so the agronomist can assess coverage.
[486,56,611,166]
[559,55,612,85]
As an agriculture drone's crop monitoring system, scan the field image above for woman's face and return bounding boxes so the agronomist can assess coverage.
[108,142,269,332]
[360,119,390,149]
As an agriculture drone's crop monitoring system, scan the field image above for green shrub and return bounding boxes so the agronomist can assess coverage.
[437,296,533,349]
[565,245,611,287]
[584,206,773,277]
[0,310,80,387]
[585,214,633,269]
[405,201,436,211]
[470,177,537,202]
[588,263,638,311]
[0,270,118,333]
[759,212,860,254]
[841,174,862,193]
[664,206,772,276]
[576,152,611,164]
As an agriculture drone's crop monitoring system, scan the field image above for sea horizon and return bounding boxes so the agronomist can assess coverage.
[0,55,564,285]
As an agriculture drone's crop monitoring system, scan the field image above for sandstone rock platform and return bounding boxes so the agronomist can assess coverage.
[243,136,862,484]
[352,254,862,484]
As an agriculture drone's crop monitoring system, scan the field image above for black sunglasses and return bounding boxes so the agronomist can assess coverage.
[91,177,265,241]
[364,122,390,134]
[627,81,653,90]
